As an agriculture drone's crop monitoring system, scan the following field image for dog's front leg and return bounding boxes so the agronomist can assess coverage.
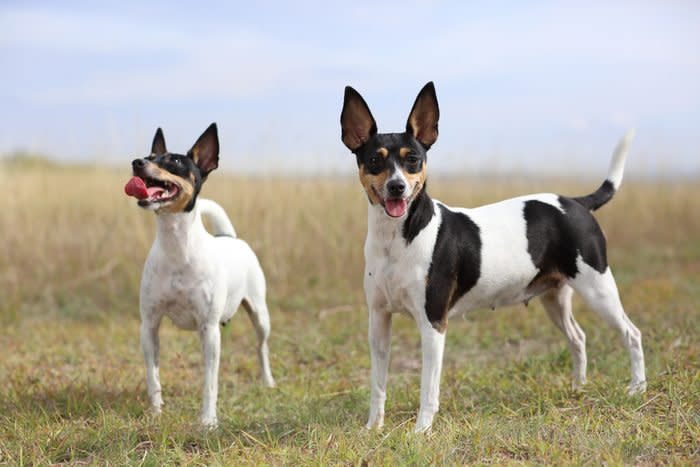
[199,322,221,428]
[366,308,392,430]
[140,320,164,413]
[415,322,446,433]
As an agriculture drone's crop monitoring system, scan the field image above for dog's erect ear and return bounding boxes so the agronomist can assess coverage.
[151,127,167,155]
[341,86,377,152]
[188,123,219,178]
[406,82,439,149]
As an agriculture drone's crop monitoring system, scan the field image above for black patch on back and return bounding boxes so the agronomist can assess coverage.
[403,183,435,243]
[425,204,482,328]
[524,197,608,279]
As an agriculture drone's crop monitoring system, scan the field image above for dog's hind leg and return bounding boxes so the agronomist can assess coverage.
[540,284,587,390]
[569,264,646,394]
[242,297,276,388]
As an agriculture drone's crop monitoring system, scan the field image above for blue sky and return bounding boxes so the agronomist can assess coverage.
[2,1,699,175]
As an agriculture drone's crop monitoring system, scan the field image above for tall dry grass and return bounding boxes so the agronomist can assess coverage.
[1,164,699,323]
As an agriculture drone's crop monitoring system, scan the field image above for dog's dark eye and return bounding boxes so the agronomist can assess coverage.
[406,155,419,165]
[369,156,380,166]
[172,158,187,169]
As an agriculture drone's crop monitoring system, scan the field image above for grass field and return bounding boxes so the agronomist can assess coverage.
[1,163,698,464]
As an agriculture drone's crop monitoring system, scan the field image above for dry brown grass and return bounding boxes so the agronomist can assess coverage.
[2,165,697,321]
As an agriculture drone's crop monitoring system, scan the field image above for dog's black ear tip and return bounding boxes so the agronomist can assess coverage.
[204,124,219,146]
[151,127,168,154]
[344,85,359,97]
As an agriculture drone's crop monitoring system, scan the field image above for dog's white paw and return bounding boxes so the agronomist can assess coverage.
[414,410,435,434]
[365,411,384,430]
[413,421,433,434]
[149,398,163,416]
[572,378,586,391]
[627,380,647,395]
[200,416,218,430]
[263,375,276,388]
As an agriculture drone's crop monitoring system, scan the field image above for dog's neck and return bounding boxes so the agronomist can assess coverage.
[154,203,208,257]
[367,186,435,245]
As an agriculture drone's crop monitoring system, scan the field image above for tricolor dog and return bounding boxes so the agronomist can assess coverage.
[340,82,646,433]
[125,124,275,428]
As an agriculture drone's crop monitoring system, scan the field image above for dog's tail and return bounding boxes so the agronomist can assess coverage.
[198,198,237,238]
[573,129,634,211]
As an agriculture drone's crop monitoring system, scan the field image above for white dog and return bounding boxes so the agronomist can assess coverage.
[125,123,275,427]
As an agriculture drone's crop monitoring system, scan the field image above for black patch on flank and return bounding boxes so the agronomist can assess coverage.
[424,204,482,329]
[524,197,608,279]
[402,182,435,244]
[572,179,616,211]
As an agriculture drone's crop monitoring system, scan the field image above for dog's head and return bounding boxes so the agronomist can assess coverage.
[126,123,219,213]
[340,82,439,218]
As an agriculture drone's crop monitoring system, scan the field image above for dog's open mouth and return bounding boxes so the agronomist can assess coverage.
[384,198,408,217]
[125,175,180,204]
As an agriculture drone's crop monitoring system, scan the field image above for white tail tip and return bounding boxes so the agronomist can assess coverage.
[608,129,634,190]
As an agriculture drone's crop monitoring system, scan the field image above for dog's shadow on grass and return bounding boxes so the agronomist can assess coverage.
[2,381,146,421]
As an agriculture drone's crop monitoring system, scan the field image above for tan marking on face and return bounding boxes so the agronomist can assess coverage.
[402,161,427,201]
[399,147,412,158]
[376,147,389,158]
[143,163,196,213]
[358,163,388,205]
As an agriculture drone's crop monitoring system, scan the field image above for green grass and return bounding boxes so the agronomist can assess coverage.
[0,166,698,464]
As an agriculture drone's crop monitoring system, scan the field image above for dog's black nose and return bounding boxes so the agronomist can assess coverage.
[132,158,146,169]
[387,180,406,197]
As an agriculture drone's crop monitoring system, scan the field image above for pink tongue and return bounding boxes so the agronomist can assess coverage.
[124,176,149,199]
[385,198,407,217]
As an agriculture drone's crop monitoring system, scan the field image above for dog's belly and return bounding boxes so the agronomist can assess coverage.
[448,252,542,317]
[162,297,200,330]
[449,278,538,317]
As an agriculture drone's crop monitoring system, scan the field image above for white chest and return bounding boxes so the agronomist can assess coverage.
[363,206,439,316]
[140,249,217,330]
